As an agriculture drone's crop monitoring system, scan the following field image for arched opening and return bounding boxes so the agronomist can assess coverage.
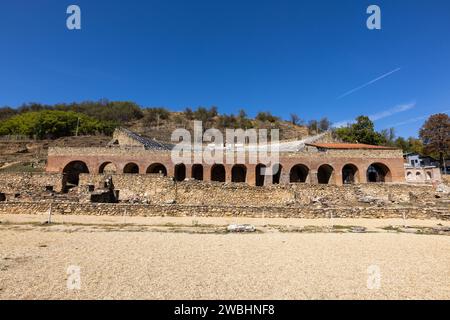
[289,164,309,183]
[231,165,247,183]
[342,164,359,184]
[123,162,139,174]
[211,164,226,182]
[317,164,334,184]
[367,163,391,183]
[146,163,167,176]
[99,162,117,174]
[407,171,412,179]
[63,161,89,192]
[272,164,282,184]
[255,164,266,186]
[174,164,186,182]
[192,164,203,180]
[426,171,432,180]
[416,172,422,180]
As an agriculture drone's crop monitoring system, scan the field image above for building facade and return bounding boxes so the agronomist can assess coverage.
[46,128,406,190]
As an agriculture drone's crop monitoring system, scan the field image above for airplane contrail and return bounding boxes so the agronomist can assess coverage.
[337,67,401,99]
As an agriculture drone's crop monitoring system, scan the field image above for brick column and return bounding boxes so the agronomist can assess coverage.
[310,170,318,184]
[185,164,193,179]
[226,166,232,183]
[280,172,290,184]
[246,165,256,186]
[359,167,367,183]
[264,174,272,186]
[204,165,212,182]
[167,164,175,178]
[334,170,343,186]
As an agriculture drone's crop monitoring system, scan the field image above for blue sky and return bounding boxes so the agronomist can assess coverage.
[1,0,449,138]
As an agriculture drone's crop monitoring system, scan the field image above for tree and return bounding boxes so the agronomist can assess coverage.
[380,127,396,146]
[334,115,386,145]
[307,120,318,134]
[143,107,170,127]
[218,114,237,129]
[394,137,408,151]
[236,109,252,129]
[407,137,424,154]
[256,111,279,123]
[319,117,331,132]
[0,110,115,139]
[419,113,450,170]
[0,107,17,121]
[184,107,194,120]
[290,113,301,125]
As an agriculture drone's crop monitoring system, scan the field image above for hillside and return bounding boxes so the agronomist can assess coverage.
[0,136,111,173]
[0,112,313,173]
[128,112,310,143]
[0,101,328,172]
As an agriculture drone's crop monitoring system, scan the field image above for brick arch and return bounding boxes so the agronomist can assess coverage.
[99,161,117,174]
[174,163,186,181]
[191,164,203,180]
[289,164,309,183]
[342,163,360,184]
[255,164,267,186]
[146,163,167,176]
[272,163,283,184]
[317,164,335,184]
[62,160,90,191]
[367,162,392,183]
[211,164,226,182]
[231,164,247,183]
[123,162,140,174]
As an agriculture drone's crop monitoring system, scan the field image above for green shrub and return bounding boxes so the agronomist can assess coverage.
[0,110,116,139]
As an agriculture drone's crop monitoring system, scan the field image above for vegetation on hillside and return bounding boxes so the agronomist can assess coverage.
[0,110,115,139]
[334,116,390,145]
[0,101,315,139]
[0,101,447,161]
[333,115,425,154]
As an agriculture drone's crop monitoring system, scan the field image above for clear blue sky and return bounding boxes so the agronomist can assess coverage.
[1,0,449,138]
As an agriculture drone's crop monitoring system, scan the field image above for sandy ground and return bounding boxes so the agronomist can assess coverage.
[1,214,450,300]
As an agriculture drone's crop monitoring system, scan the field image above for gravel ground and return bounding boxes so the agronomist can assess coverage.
[1,215,450,300]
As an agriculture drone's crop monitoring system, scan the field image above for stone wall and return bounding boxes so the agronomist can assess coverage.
[111,128,145,149]
[47,147,406,185]
[0,202,448,220]
[48,146,403,159]
[0,173,63,194]
[405,167,442,184]
[78,173,442,207]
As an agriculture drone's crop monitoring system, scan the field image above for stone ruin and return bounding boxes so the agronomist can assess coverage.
[0,128,448,219]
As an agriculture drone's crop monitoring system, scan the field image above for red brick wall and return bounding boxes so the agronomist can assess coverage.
[47,147,405,185]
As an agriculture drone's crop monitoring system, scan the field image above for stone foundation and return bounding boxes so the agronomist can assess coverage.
[0,172,448,219]
[0,202,448,220]
[77,173,442,207]
[0,173,63,194]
